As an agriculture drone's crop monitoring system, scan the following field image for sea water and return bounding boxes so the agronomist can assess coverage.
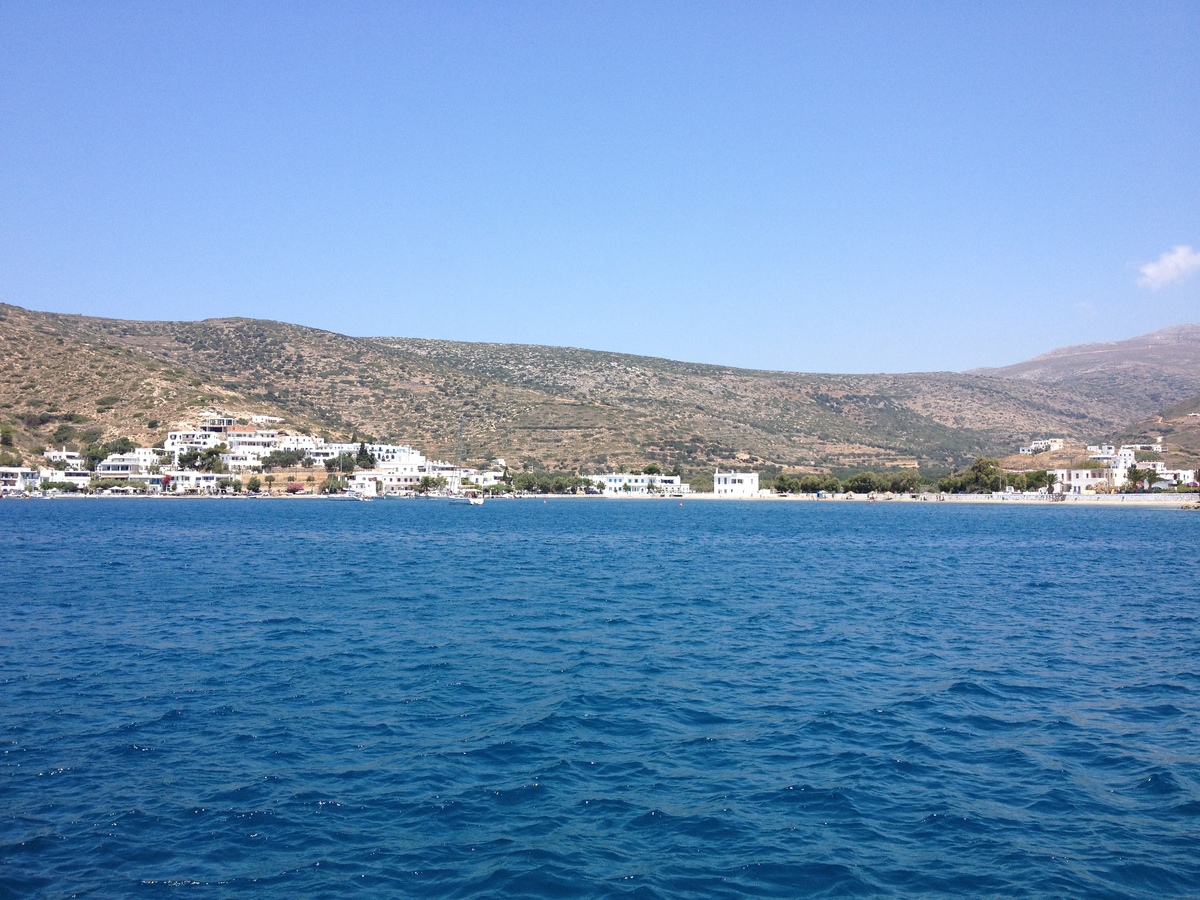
[1,498,1198,898]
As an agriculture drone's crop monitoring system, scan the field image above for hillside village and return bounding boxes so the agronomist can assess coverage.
[2,306,1198,501]
[5,304,1200,480]
[1006,436,1196,493]
[2,402,1196,500]
[0,410,714,498]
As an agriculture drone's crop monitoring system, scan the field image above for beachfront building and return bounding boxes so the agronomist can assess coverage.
[1142,461,1196,487]
[591,472,691,495]
[461,468,504,488]
[1050,468,1114,494]
[0,466,41,494]
[37,468,92,489]
[95,448,168,479]
[346,472,382,497]
[161,470,221,494]
[348,470,404,495]
[714,469,759,497]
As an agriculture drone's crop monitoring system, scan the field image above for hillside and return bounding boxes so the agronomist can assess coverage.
[1109,395,1200,472]
[971,325,1200,413]
[3,303,1198,475]
[0,304,319,458]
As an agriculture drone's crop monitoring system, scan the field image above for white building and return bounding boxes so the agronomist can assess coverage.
[278,434,323,452]
[0,466,41,493]
[371,444,425,468]
[162,470,221,494]
[38,468,92,489]
[346,472,382,497]
[250,415,283,425]
[164,430,225,460]
[462,468,505,488]
[223,427,279,461]
[713,469,759,497]
[44,447,83,466]
[591,473,691,495]
[1019,438,1065,455]
[200,415,236,434]
[1051,468,1113,494]
[95,448,167,479]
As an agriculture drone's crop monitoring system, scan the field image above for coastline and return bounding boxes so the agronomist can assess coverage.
[10,491,1197,508]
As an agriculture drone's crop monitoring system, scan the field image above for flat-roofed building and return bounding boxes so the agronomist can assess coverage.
[714,469,759,497]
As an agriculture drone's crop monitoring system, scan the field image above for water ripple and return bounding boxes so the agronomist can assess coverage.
[1,499,1198,897]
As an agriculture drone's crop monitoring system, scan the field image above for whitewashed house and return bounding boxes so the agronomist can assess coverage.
[1051,468,1112,493]
[44,447,83,466]
[0,466,40,493]
[38,468,92,489]
[161,470,221,494]
[95,448,166,479]
[164,430,225,461]
[714,469,759,497]
[591,473,691,495]
[224,427,279,460]
[1019,438,1065,455]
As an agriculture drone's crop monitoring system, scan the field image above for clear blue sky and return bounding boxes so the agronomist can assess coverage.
[2,2,1198,373]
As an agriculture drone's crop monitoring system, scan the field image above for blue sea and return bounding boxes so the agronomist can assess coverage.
[2,498,1198,898]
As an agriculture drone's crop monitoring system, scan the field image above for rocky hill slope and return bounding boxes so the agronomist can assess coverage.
[3,303,1198,475]
[970,325,1200,413]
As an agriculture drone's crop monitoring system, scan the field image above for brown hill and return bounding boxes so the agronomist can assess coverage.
[970,324,1200,415]
[2,303,1198,476]
[1109,395,1200,472]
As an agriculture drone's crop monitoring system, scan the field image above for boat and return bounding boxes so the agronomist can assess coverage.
[330,488,372,501]
[450,489,484,506]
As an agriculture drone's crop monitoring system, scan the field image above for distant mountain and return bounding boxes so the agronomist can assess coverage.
[3,303,1198,476]
[970,324,1200,416]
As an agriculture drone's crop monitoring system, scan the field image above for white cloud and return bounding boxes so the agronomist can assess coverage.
[1137,244,1200,289]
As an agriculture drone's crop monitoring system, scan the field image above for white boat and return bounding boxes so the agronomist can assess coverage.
[331,488,372,501]
[449,490,484,506]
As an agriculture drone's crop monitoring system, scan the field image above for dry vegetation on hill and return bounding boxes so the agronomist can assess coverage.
[1110,396,1200,472]
[3,303,1198,476]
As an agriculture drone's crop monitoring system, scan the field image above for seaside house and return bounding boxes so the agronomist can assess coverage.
[0,466,41,494]
[714,469,760,497]
[1050,468,1113,494]
[591,472,691,495]
[95,449,165,479]
[37,468,92,489]
[161,469,221,494]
